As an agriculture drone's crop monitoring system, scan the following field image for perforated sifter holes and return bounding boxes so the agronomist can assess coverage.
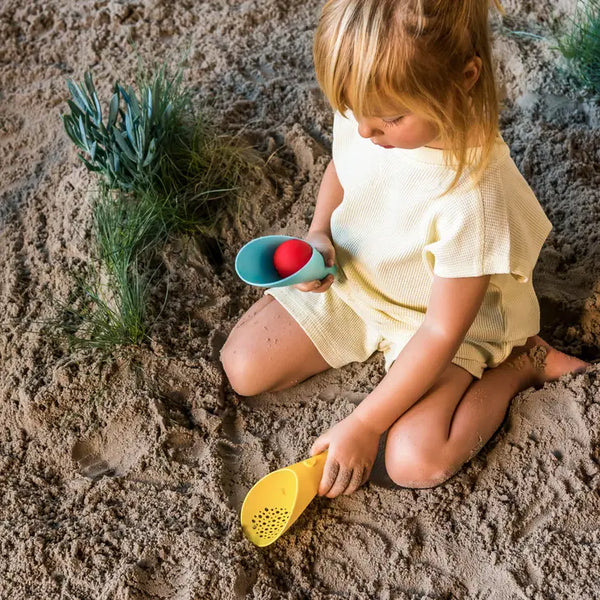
[251,506,291,541]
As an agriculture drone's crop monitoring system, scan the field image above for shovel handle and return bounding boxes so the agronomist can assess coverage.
[302,449,328,468]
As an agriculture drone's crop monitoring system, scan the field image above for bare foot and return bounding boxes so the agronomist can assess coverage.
[503,335,590,389]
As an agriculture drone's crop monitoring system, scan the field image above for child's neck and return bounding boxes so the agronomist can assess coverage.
[425,125,486,150]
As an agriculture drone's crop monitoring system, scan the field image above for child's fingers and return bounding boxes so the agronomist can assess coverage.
[310,438,329,457]
[293,275,334,293]
[318,459,339,497]
[325,465,353,498]
[293,281,317,292]
[343,467,367,495]
[360,466,371,487]
[311,275,334,293]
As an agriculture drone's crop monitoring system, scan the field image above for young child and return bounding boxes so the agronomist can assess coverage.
[220,0,590,499]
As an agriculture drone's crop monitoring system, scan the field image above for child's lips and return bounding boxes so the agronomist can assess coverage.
[372,140,394,149]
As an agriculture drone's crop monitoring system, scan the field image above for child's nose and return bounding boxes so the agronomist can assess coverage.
[357,119,382,139]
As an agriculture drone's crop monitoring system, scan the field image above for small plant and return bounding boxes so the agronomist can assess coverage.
[502,1,600,95]
[557,0,600,94]
[59,267,150,350]
[62,69,185,190]
[58,185,168,349]
[60,61,262,350]
[154,119,256,237]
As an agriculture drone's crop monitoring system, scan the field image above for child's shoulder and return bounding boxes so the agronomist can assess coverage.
[477,137,540,206]
[438,141,550,226]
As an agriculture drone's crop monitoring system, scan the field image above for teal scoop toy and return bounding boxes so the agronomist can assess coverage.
[235,235,338,288]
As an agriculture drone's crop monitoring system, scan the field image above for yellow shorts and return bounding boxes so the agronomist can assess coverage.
[264,286,525,379]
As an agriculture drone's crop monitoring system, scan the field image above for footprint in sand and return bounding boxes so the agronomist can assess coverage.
[216,406,269,512]
[71,440,116,480]
[70,405,156,480]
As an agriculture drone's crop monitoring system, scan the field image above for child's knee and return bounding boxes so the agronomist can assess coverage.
[385,441,456,489]
[219,337,260,397]
[387,460,454,489]
[221,333,284,397]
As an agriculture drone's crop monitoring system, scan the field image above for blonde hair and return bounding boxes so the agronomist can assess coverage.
[314,0,505,194]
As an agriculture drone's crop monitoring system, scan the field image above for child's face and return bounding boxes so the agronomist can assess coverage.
[355,110,441,150]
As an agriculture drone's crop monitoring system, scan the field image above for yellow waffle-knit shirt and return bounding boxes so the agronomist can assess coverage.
[326,109,553,375]
[265,110,553,378]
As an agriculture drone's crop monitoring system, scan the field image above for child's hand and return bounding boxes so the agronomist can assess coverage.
[309,412,379,498]
[292,230,336,294]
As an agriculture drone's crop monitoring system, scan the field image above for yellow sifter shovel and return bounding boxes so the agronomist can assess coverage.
[240,450,328,547]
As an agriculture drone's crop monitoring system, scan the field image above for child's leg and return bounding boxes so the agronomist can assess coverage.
[384,336,590,488]
[220,295,331,397]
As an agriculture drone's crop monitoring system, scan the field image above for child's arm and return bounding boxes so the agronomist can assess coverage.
[292,159,343,293]
[351,274,491,434]
[310,273,491,497]
[308,159,343,238]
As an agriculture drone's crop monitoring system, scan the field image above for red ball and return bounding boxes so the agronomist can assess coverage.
[273,239,313,278]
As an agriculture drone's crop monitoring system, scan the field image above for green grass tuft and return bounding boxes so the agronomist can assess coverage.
[59,185,169,349]
[557,0,600,94]
[154,120,260,237]
[60,60,263,350]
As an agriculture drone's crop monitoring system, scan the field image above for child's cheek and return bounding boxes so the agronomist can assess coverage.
[392,128,424,149]
[397,120,438,148]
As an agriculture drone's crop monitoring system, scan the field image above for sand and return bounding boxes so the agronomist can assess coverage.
[1,0,599,598]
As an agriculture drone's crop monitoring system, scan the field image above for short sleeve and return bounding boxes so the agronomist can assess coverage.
[422,162,553,283]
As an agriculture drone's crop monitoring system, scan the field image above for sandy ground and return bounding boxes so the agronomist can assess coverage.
[1,0,600,598]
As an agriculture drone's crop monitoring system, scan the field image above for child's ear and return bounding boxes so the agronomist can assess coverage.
[463,55,482,92]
